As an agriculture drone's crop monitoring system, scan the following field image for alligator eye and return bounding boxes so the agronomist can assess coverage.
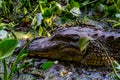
[93,33,98,36]
[101,35,105,37]
[114,37,120,43]
[106,36,114,42]
[64,34,80,42]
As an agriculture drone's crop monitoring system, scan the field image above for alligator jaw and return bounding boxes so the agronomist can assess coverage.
[28,36,83,61]
[28,27,120,65]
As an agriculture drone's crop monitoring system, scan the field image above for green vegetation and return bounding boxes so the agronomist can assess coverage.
[0,0,120,80]
[0,39,18,80]
[41,61,54,71]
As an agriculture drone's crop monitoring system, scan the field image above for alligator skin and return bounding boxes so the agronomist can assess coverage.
[28,27,120,65]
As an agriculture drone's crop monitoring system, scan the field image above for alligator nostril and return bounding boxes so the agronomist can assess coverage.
[93,33,98,36]
[51,34,80,42]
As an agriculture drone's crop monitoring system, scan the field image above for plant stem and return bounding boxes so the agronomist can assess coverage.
[3,59,8,80]
[8,39,33,80]
[96,40,120,79]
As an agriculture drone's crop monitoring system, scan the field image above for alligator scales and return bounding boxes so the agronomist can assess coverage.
[28,27,120,65]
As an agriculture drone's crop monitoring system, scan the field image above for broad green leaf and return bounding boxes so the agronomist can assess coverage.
[70,7,81,17]
[23,7,28,14]
[116,14,120,18]
[0,77,2,80]
[31,13,43,27]
[70,0,80,8]
[14,32,32,39]
[0,26,3,30]
[107,5,117,14]
[51,2,62,15]
[0,1,2,7]
[36,13,43,26]
[56,2,62,12]
[95,3,105,12]
[41,61,54,70]
[78,37,93,53]
[43,7,53,18]
[43,8,50,17]
[115,0,120,9]
[0,39,18,60]
[82,0,89,6]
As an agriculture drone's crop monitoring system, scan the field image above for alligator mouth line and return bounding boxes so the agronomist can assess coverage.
[29,45,83,61]
[26,26,120,65]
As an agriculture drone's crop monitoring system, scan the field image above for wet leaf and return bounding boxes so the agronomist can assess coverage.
[41,61,54,70]
[36,13,43,26]
[115,14,120,18]
[70,7,81,17]
[0,39,18,60]
[31,13,43,27]
[0,30,8,39]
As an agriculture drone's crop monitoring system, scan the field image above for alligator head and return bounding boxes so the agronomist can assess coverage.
[28,27,120,65]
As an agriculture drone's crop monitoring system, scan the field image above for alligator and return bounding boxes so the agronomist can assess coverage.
[28,26,120,65]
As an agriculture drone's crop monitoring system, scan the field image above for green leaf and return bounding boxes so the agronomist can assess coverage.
[0,77,2,80]
[3,59,8,80]
[113,23,120,28]
[31,13,43,27]
[78,37,93,53]
[70,7,81,17]
[115,14,120,18]
[19,50,28,60]
[70,0,80,8]
[0,26,3,30]
[39,26,51,37]
[112,60,120,70]
[43,8,52,18]
[0,39,18,60]
[36,13,43,26]
[82,0,89,6]
[55,2,62,14]
[115,0,120,9]
[41,61,54,71]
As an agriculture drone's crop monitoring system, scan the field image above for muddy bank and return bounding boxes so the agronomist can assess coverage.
[0,56,115,80]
